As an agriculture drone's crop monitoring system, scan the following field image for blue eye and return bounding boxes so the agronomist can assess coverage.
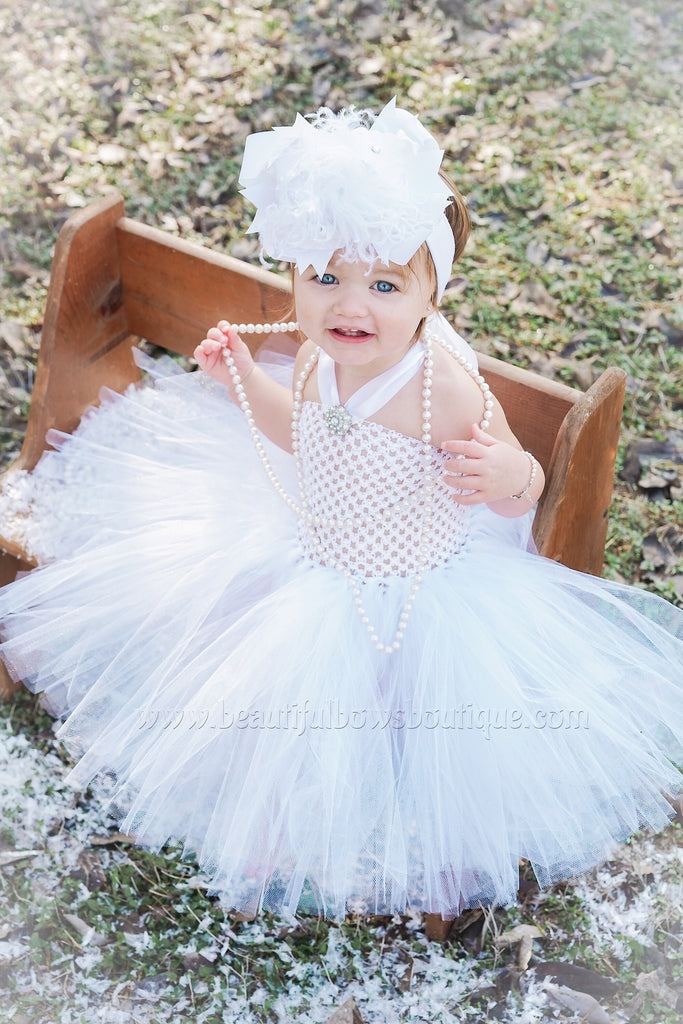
[318,273,337,285]
[375,280,396,293]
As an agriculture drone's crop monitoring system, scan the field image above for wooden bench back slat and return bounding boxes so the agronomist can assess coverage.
[118,218,296,358]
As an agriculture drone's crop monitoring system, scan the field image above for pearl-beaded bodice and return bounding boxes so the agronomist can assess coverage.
[296,403,469,578]
[219,314,491,652]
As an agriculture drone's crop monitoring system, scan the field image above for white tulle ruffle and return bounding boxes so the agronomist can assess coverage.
[0,351,682,919]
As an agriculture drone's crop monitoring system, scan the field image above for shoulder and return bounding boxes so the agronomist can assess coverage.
[293,337,316,371]
[430,344,521,447]
[429,344,489,444]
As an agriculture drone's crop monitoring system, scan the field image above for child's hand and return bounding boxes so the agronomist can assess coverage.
[441,423,534,505]
[193,322,255,390]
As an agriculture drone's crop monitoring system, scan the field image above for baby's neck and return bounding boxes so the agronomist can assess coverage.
[332,341,422,403]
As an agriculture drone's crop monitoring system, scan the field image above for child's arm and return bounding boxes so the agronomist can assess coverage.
[194,322,295,452]
[440,389,545,518]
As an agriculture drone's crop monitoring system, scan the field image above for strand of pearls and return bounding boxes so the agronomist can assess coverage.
[223,347,302,517]
[290,338,436,655]
[423,326,494,431]
[225,320,299,335]
[220,325,494,655]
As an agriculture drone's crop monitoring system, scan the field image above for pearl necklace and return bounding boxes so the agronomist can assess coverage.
[225,320,299,335]
[220,322,493,654]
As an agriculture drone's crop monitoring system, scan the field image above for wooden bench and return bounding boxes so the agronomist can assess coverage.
[0,191,626,702]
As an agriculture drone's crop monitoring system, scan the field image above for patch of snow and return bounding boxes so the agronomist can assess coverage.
[573,836,683,958]
[2,714,681,1022]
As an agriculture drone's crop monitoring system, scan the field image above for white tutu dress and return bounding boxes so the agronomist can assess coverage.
[1,336,682,921]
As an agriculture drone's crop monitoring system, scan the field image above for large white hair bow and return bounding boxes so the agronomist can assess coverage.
[239,98,455,299]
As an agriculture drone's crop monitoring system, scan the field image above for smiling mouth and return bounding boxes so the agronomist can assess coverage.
[330,327,373,341]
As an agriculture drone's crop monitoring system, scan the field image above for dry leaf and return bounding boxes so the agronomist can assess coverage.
[495,924,543,945]
[526,240,549,266]
[545,983,611,1023]
[324,996,365,1024]
[358,56,384,75]
[495,923,542,970]
[527,961,618,999]
[510,280,560,319]
[0,850,40,866]
[640,218,665,240]
[497,281,521,305]
[570,75,607,90]
[653,232,674,257]
[72,848,107,891]
[63,913,108,947]
[0,321,30,356]
[635,969,680,1009]
[5,261,48,284]
[392,948,415,993]
[94,143,129,165]
[524,88,568,111]
[517,934,534,970]
[88,830,136,846]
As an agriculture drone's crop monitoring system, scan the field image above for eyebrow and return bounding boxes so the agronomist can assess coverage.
[309,264,407,282]
[367,264,407,280]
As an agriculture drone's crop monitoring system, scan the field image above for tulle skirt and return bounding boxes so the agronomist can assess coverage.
[1,353,682,919]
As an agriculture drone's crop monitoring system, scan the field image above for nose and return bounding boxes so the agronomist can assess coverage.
[332,282,368,318]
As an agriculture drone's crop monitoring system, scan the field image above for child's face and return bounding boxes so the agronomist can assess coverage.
[293,253,433,375]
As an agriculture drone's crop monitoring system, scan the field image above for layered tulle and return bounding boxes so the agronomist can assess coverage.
[1,353,682,919]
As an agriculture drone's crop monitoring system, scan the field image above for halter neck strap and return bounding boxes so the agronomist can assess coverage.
[317,343,425,420]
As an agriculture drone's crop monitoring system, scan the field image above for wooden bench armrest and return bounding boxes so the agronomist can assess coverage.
[476,355,626,574]
[16,194,135,475]
[534,366,626,574]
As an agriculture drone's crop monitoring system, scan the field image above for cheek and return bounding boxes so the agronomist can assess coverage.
[293,295,314,327]
[291,286,308,321]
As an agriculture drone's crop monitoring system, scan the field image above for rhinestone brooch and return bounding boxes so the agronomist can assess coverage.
[324,405,353,437]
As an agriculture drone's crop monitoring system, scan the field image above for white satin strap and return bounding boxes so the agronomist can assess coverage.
[317,343,425,420]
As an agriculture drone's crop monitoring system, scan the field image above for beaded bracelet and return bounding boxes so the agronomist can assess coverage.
[509,451,538,504]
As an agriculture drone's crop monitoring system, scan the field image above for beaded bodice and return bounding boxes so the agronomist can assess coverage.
[297,403,470,578]
[219,314,490,651]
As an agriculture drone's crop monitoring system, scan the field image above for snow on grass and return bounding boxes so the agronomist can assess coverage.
[1,708,682,1022]
[572,834,683,960]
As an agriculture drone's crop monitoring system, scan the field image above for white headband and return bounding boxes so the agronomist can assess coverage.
[239,98,456,300]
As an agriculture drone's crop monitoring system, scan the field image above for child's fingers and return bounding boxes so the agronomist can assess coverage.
[211,323,251,358]
[470,421,496,445]
[449,488,485,506]
[206,327,228,344]
[194,340,222,365]
[442,440,480,459]
[443,469,483,493]
[442,457,479,480]
[217,321,247,346]
[443,425,495,458]
[194,335,227,364]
